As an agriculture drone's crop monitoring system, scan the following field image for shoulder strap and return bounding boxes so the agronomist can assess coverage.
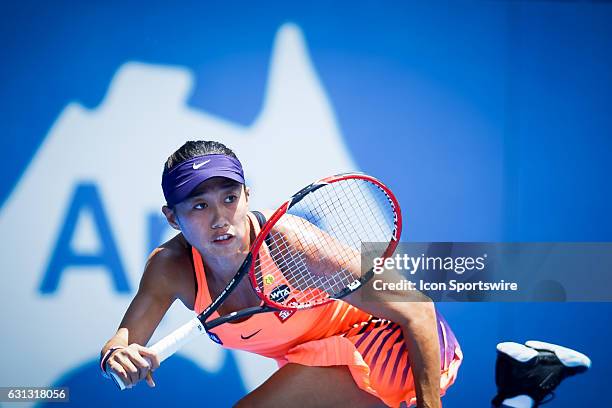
[252,210,266,228]
[251,210,274,250]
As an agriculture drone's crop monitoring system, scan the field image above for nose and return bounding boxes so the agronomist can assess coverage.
[210,206,229,230]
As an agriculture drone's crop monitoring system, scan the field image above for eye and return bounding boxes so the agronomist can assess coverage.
[225,194,238,204]
[193,202,208,210]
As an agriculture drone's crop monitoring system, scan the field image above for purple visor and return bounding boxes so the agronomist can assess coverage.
[162,154,245,206]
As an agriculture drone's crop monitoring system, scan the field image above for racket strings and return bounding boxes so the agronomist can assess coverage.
[254,178,397,307]
[310,180,392,247]
[257,231,358,303]
[260,213,365,293]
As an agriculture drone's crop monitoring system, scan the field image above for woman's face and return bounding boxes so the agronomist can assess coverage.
[167,177,250,258]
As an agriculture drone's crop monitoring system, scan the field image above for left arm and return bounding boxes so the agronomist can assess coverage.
[344,283,441,408]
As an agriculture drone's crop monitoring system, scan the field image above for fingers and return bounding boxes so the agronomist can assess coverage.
[146,371,156,388]
[115,352,141,385]
[107,360,132,389]
[133,344,161,371]
[106,344,160,388]
[125,346,152,380]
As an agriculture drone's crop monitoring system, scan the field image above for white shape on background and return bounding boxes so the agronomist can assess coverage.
[70,208,102,253]
[0,22,358,403]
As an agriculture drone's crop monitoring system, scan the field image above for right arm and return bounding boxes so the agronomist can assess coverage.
[100,247,182,388]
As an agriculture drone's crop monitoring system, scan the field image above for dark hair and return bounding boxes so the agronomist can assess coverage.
[163,140,238,173]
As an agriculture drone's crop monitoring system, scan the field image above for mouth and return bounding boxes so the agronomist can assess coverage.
[212,234,235,244]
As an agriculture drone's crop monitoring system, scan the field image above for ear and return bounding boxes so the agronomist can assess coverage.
[244,186,250,202]
[162,205,181,231]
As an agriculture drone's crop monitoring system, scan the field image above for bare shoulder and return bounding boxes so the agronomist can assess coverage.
[146,233,190,267]
[259,211,313,244]
[258,209,276,221]
[140,233,195,307]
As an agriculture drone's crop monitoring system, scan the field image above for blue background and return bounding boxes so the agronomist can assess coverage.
[1,1,611,406]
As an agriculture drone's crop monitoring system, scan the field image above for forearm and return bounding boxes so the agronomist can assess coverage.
[401,302,441,408]
[101,284,172,358]
[343,268,443,406]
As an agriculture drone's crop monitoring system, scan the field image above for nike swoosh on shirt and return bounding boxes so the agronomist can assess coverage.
[192,159,211,169]
[240,329,262,340]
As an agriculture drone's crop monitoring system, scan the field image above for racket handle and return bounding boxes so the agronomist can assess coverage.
[110,317,206,390]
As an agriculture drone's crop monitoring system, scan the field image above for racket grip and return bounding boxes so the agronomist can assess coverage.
[110,317,206,390]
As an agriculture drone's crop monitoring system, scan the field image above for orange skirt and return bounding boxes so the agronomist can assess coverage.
[281,313,462,408]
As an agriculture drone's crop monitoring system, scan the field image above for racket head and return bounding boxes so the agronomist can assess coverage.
[248,173,402,311]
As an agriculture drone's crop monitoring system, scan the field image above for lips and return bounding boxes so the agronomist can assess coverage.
[212,233,234,243]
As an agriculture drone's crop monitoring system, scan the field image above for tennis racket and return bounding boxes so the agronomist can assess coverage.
[110,172,402,389]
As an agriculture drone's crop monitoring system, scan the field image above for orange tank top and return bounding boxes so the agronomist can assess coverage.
[191,212,374,363]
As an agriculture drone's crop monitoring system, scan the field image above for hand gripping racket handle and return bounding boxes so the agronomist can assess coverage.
[110,254,252,390]
[110,317,205,390]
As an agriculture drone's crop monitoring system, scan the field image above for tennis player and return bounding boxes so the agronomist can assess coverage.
[99,141,462,407]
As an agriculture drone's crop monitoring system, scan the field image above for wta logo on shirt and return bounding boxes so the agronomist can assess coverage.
[274,292,298,323]
[269,284,296,322]
[269,284,291,303]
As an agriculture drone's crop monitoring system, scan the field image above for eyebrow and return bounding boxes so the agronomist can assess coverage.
[188,182,241,199]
